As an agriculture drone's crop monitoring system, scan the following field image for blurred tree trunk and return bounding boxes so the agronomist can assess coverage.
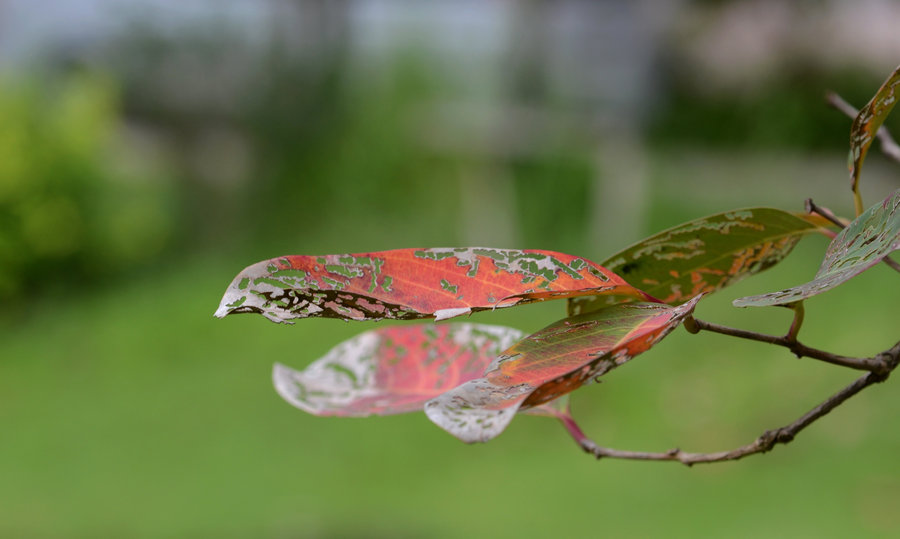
[576,0,660,257]
[456,0,554,249]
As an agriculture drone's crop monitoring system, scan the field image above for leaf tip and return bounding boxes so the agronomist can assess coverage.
[434,307,472,322]
[272,362,315,414]
[215,280,251,319]
[213,302,231,319]
[424,381,521,443]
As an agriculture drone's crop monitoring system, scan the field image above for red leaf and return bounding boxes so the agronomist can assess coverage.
[216,248,652,323]
[273,323,525,416]
[425,296,701,443]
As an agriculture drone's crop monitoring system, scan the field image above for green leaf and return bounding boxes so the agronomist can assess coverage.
[850,64,900,214]
[735,189,900,307]
[425,296,701,443]
[569,208,831,315]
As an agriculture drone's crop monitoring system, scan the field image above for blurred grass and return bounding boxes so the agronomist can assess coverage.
[2,152,900,538]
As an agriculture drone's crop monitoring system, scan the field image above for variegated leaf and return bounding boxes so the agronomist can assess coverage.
[274,323,525,416]
[425,296,701,443]
[850,64,900,213]
[216,248,652,323]
[735,189,900,307]
[569,209,831,315]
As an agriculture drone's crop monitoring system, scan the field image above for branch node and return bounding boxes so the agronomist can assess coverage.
[805,198,848,228]
[683,316,700,334]
[871,360,892,382]
[774,428,795,445]
[757,430,777,451]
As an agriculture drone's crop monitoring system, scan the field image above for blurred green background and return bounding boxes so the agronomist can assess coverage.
[2,1,900,537]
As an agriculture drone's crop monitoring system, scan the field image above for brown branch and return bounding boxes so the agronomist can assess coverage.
[883,256,900,273]
[684,316,885,372]
[569,340,900,466]
[826,91,900,165]
[556,88,900,467]
[805,198,849,228]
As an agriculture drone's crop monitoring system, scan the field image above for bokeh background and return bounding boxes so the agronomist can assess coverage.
[2,0,900,537]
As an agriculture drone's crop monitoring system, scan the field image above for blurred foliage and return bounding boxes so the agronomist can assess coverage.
[245,52,462,240]
[512,148,593,254]
[649,67,895,150]
[97,18,607,260]
[102,19,470,250]
[0,70,175,300]
[6,17,895,304]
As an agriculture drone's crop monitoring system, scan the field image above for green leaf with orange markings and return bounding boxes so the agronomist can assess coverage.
[849,64,900,215]
[735,189,900,308]
[425,296,701,443]
[273,322,568,419]
[216,248,653,324]
[568,208,832,315]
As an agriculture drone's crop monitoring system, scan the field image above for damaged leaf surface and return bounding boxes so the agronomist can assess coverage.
[425,295,701,443]
[569,209,831,315]
[850,64,900,201]
[274,323,525,416]
[735,189,900,307]
[216,248,651,323]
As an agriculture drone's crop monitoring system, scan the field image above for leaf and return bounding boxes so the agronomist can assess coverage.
[735,189,900,307]
[216,248,652,323]
[850,64,900,214]
[425,295,701,443]
[273,323,525,416]
[568,209,831,315]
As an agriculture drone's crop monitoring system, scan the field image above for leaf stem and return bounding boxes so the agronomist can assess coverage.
[853,190,865,218]
[784,302,804,343]
[566,339,900,465]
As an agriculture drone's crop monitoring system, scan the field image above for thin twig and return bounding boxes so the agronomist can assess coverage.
[825,91,862,123]
[684,316,885,372]
[571,340,900,466]
[825,91,900,165]
[804,198,900,274]
[805,198,849,228]
[883,256,900,273]
[558,90,900,466]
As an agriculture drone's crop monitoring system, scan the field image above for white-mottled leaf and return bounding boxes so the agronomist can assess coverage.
[735,189,900,307]
[273,323,524,416]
